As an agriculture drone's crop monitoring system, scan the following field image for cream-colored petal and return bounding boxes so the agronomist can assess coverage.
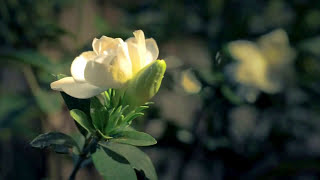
[228,40,265,63]
[145,38,159,65]
[181,69,201,94]
[71,51,96,82]
[133,30,147,64]
[84,54,115,88]
[92,36,123,55]
[257,29,295,66]
[228,40,280,93]
[258,29,289,47]
[111,41,132,84]
[50,77,105,99]
[127,40,143,74]
[133,30,146,48]
[132,30,147,73]
[84,42,132,88]
[125,37,136,44]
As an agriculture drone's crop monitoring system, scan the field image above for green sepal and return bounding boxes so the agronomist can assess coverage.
[123,60,166,108]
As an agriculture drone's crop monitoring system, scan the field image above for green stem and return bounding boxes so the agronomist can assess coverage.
[68,137,97,180]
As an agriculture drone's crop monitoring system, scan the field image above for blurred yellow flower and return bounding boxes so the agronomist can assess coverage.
[228,29,295,94]
[51,30,159,99]
[180,69,202,94]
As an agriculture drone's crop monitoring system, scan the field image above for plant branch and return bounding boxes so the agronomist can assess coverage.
[69,137,97,180]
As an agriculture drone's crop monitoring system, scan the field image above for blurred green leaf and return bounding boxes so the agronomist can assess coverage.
[110,130,157,146]
[0,50,60,73]
[70,109,95,133]
[0,94,28,121]
[94,15,110,34]
[34,89,62,114]
[92,147,137,180]
[30,132,79,154]
[100,142,158,180]
[56,73,68,80]
[299,36,320,57]
[9,105,41,138]
[221,85,243,105]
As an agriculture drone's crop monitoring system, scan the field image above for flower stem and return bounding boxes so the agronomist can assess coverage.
[68,155,85,180]
[68,137,97,180]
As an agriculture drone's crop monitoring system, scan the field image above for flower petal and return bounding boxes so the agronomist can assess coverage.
[145,38,159,65]
[83,55,114,88]
[110,41,132,85]
[126,30,147,74]
[228,40,281,93]
[127,38,143,74]
[257,29,295,66]
[50,77,105,99]
[71,51,96,82]
[92,36,123,55]
[228,40,265,63]
[84,42,132,88]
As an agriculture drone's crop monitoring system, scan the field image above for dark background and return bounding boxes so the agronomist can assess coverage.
[1,0,320,179]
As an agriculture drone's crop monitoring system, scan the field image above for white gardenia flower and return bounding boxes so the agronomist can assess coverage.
[51,30,159,99]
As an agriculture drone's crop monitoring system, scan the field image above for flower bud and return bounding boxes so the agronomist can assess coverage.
[123,60,166,107]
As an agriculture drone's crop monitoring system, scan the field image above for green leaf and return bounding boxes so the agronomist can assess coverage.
[92,147,137,180]
[100,142,158,180]
[135,105,149,113]
[91,108,107,132]
[94,15,111,34]
[60,91,91,116]
[106,105,123,133]
[110,130,157,146]
[70,109,95,133]
[59,91,91,136]
[30,132,79,154]
[103,91,111,107]
[91,96,104,109]
[69,132,86,153]
[90,97,108,131]
[108,126,136,136]
[56,74,68,79]
[123,112,144,124]
[221,85,243,105]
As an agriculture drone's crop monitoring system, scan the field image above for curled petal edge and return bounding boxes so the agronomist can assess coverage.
[50,77,106,99]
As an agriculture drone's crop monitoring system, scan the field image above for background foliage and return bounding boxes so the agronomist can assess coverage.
[1,0,320,179]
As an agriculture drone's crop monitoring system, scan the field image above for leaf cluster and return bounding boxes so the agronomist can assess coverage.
[30,80,158,180]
